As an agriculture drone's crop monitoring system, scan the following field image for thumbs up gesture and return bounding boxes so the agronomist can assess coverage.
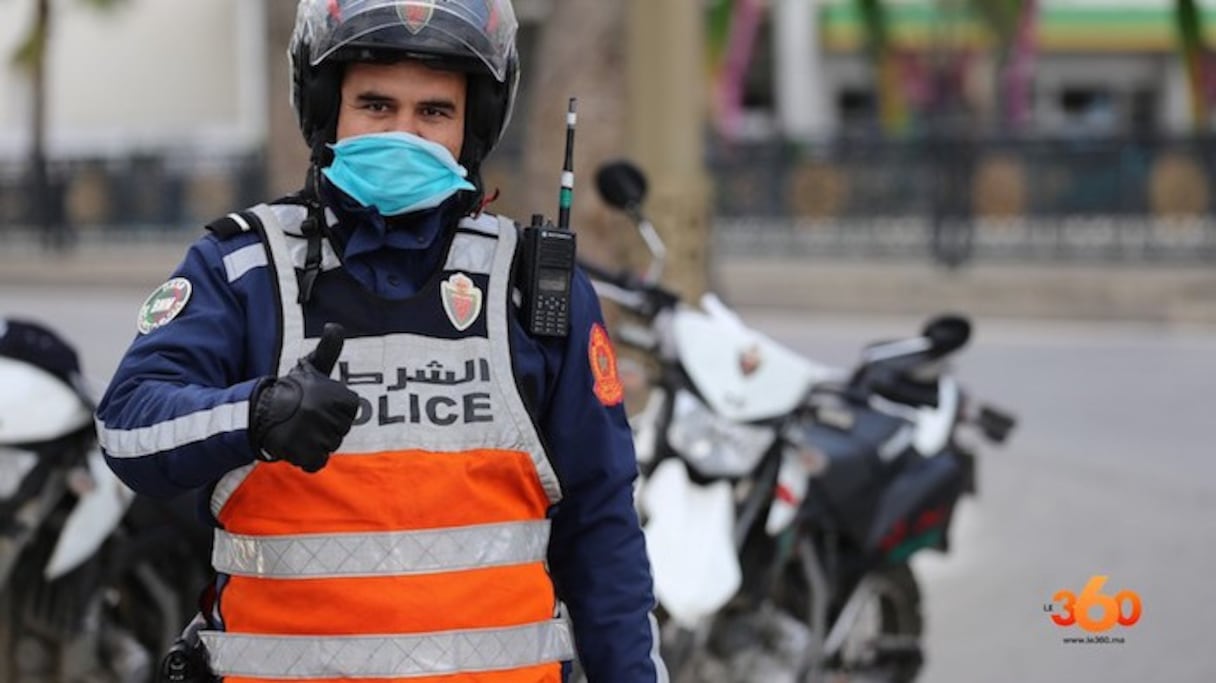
[250,323,359,473]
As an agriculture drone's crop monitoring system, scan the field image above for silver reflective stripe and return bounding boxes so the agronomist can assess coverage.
[458,213,501,237]
[96,402,248,459]
[210,463,253,519]
[284,234,342,272]
[210,203,304,518]
[484,216,563,505]
[200,619,574,678]
[251,204,305,372]
[443,231,496,275]
[222,244,267,283]
[213,520,551,578]
[268,204,342,272]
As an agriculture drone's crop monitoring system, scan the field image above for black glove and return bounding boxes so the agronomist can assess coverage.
[249,323,359,473]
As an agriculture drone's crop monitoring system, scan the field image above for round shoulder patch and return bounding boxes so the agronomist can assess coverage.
[137,278,193,335]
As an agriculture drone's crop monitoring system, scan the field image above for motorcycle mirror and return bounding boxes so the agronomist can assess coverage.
[978,405,1017,444]
[923,315,971,356]
[596,160,649,213]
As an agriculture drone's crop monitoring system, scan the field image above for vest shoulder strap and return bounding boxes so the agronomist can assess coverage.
[457,212,509,237]
[206,193,310,239]
[204,210,263,240]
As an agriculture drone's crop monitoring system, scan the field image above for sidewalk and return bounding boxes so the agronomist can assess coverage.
[714,259,1216,325]
[3,240,1214,324]
[0,240,191,290]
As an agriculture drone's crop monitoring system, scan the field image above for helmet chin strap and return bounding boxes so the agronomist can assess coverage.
[297,163,329,305]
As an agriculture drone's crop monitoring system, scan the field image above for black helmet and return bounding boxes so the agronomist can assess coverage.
[290,0,520,201]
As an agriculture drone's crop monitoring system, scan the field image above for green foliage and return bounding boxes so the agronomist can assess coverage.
[706,0,733,64]
[8,0,127,72]
[1177,0,1204,50]
[854,0,1026,53]
[856,0,889,54]
[968,0,1024,48]
[9,16,45,70]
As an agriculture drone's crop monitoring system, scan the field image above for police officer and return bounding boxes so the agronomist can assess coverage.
[95,1,667,681]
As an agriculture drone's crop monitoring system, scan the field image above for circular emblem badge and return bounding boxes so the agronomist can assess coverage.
[137,278,193,335]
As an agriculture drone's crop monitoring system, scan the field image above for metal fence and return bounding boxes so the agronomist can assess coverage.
[4,137,1216,264]
[0,153,266,244]
[711,135,1216,264]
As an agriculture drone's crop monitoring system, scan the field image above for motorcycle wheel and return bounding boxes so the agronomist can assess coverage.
[774,556,923,683]
[826,564,924,683]
[0,550,147,683]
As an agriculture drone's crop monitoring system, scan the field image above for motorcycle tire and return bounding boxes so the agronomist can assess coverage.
[0,551,147,683]
[827,563,924,683]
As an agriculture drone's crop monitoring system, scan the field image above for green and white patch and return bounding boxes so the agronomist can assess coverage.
[137,278,192,335]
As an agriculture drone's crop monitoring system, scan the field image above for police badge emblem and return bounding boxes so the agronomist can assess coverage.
[398,1,436,34]
[441,273,482,332]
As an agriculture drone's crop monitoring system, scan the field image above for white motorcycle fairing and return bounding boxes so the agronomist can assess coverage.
[0,357,93,445]
[672,295,837,423]
[913,376,959,457]
[44,447,134,580]
[641,458,740,628]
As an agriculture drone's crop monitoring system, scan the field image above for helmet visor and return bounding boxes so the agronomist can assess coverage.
[295,0,518,82]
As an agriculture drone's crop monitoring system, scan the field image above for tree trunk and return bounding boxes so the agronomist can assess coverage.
[29,0,62,250]
[521,0,629,268]
[265,0,311,197]
[522,0,710,298]
[626,0,711,299]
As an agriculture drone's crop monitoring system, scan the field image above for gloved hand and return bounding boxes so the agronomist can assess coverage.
[249,323,359,473]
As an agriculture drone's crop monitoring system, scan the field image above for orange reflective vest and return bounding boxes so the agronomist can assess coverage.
[199,204,572,682]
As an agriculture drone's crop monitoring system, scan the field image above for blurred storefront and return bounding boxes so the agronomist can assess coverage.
[0,0,268,236]
[2,0,1215,265]
[711,0,1216,263]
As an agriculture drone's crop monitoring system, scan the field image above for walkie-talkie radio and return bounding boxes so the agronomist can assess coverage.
[521,98,579,338]
[521,214,576,336]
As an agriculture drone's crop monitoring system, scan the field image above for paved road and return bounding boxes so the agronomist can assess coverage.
[745,310,1216,683]
[1,284,1213,682]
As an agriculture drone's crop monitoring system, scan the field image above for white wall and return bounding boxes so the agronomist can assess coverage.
[0,0,266,160]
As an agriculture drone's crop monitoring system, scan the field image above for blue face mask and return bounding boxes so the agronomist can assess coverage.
[322,132,476,216]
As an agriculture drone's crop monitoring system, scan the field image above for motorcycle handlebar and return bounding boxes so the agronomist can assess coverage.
[579,260,680,317]
[577,260,628,288]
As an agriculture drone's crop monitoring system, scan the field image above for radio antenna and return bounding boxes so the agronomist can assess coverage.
[558,97,578,230]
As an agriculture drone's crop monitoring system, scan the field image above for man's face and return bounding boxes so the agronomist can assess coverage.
[336,60,467,160]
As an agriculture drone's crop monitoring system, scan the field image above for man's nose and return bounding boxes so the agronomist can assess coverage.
[389,114,421,136]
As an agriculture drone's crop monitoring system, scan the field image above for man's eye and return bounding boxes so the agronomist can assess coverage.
[421,106,450,118]
[364,102,391,113]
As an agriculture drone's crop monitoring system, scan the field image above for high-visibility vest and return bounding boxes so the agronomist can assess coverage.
[199,204,573,683]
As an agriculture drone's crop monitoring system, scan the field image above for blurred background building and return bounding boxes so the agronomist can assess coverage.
[3,0,1216,269]
[3,10,1211,682]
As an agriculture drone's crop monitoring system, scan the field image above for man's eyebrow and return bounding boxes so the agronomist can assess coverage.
[418,98,458,112]
[352,90,396,103]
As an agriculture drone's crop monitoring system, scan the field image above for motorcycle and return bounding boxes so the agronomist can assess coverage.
[580,161,1016,682]
[0,318,213,683]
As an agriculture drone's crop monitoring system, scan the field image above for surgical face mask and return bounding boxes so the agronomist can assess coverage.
[322,132,476,216]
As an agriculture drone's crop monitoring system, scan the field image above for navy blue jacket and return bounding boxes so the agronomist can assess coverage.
[95,187,665,682]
